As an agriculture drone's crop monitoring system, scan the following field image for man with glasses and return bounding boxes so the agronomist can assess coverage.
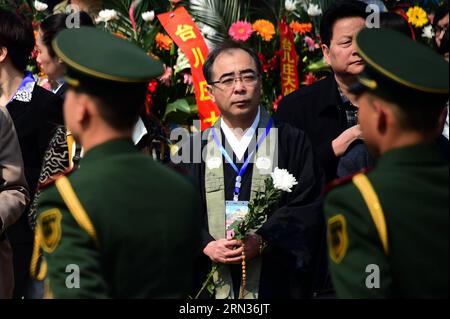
[183,41,324,299]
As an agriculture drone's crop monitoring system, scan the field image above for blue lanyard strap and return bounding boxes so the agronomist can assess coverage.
[211,118,273,201]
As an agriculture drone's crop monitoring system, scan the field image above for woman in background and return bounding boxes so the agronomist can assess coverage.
[0,8,63,299]
[28,12,94,230]
[27,13,94,299]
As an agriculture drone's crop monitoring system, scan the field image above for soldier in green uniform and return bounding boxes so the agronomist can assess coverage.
[324,28,449,298]
[32,27,202,298]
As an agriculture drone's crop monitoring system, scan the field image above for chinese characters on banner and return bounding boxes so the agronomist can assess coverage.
[279,19,299,96]
[158,7,220,130]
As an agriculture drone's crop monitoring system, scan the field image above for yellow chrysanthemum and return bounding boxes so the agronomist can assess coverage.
[252,19,276,41]
[406,6,428,28]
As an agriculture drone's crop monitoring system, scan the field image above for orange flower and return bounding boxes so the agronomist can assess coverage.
[113,32,128,40]
[252,19,275,41]
[155,33,173,51]
[289,21,313,35]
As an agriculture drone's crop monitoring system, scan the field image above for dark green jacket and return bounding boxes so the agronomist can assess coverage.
[325,144,448,298]
[36,139,201,298]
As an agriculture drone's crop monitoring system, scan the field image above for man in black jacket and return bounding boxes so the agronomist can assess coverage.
[276,0,368,182]
[275,0,369,297]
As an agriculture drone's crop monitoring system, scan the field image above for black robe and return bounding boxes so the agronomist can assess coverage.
[6,83,63,298]
[182,118,325,298]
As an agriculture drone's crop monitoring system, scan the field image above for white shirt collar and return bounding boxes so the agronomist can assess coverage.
[220,106,260,161]
[132,117,148,145]
[53,78,66,94]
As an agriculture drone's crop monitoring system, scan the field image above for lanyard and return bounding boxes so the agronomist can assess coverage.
[212,118,273,201]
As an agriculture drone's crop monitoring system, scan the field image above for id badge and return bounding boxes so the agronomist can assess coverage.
[225,200,249,239]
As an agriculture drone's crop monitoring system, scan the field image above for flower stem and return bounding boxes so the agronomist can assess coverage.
[194,264,218,299]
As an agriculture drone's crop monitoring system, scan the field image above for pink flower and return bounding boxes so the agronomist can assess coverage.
[159,66,173,86]
[304,36,316,52]
[273,95,282,111]
[228,21,253,42]
[182,72,193,85]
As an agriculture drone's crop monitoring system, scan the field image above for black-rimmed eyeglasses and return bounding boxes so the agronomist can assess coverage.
[209,73,259,90]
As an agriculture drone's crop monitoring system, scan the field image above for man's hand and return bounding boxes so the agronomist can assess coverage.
[203,239,244,264]
[332,124,362,157]
[243,234,261,261]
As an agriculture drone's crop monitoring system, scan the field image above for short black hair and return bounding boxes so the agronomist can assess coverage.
[380,12,414,39]
[320,0,368,46]
[359,79,448,133]
[390,94,447,133]
[0,8,35,71]
[203,41,262,84]
[40,12,94,58]
[71,76,148,130]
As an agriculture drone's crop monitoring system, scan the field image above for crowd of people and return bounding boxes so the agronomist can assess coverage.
[0,0,448,299]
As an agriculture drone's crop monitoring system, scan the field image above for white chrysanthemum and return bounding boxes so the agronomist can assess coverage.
[97,9,118,23]
[271,167,298,192]
[422,25,434,39]
[141,11,155,22]
[285,0,298,12]
[174,49,191,74]
[307,4,322,16]
[34,0,48,11]
[201,25,217,38]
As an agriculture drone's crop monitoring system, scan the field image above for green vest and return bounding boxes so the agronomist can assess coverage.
[204,108,277,299]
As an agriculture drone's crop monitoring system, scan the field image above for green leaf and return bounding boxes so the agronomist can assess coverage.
[143,26,160,50]
[174,50,191,74]
[249,0,281,25]
[206,283,215,294]
[188,0,249,48]
[163,98,196,124]
[304,58,331,73]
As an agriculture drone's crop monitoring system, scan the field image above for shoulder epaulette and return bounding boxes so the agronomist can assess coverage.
[38,167,76,191]
[323,167,370,195]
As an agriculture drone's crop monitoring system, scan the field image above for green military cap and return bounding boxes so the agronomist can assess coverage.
[52,27,163,88]
[350,28,449,103]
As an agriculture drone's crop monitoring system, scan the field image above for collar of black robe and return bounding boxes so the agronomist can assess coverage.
[8,72,36,104]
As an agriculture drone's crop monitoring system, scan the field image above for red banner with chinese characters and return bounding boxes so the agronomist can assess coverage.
[158,7,220,130]
[279,19,299,96]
